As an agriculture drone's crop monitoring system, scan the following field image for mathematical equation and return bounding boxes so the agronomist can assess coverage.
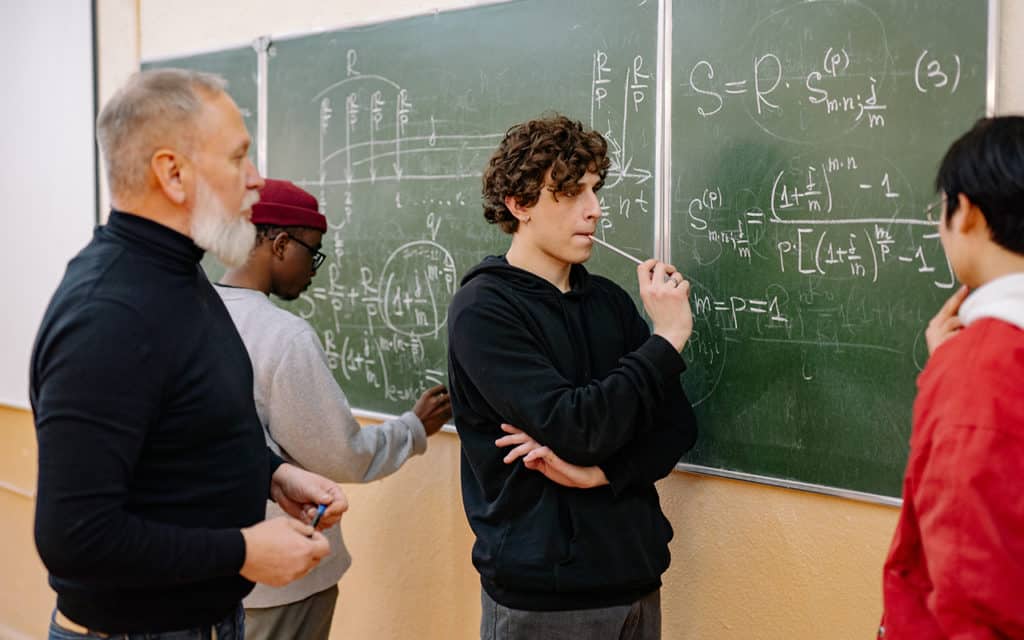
[683,146,954,285]
[675,140,962,403]
[591,49,655,238]
[296,213,457,403]
[687,46,963,137]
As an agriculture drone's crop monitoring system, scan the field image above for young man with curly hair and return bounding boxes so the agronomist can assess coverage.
[447,114,698,639]
[880,116,1024,639]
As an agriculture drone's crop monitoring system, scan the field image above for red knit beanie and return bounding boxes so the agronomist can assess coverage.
[251,179,327,232]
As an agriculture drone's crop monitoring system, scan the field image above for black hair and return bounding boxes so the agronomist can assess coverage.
[935,115,1024,254]
[255,224,310,244]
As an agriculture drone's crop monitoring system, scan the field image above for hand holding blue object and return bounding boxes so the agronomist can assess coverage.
[311,503,327,529]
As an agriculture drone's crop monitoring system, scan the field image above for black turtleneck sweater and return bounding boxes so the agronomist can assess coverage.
[448,255,697,611]
[30,210,280,633]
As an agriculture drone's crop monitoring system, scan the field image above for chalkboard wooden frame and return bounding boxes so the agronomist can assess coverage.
[141,0,998,506]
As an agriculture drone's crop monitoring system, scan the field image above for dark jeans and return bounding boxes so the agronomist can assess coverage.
[48,606,244,640]
[481,589,661,640]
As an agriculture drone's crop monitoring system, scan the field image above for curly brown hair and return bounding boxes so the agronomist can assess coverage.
[482,115,610,234]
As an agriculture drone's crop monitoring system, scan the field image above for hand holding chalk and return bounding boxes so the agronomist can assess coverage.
[588,235,692,349]
[636,259,693,352]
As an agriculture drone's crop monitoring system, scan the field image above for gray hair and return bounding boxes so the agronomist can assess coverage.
[96,68,228,197]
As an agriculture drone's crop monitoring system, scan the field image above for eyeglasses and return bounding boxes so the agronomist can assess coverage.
[285,234,326,270]
[923,197,945,224]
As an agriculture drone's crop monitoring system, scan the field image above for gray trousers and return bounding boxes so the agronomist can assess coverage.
[244,585,338,640]
[480,589,661,640]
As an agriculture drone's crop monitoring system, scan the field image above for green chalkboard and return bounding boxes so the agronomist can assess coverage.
[265,0,658,413]
[143,45,260,282]
[672,0,989,496]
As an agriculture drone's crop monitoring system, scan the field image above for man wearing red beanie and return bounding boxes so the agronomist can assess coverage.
[215,179,452,640]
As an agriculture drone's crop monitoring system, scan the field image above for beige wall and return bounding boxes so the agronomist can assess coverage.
[0,407,50,640]
[2,1,1020,639]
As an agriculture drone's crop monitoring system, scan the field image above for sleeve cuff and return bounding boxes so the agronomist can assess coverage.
[400,411,429,455]
[218,528,249,577]
[266,448,285,490]
[598,457,634,497]
[637,335,688,377]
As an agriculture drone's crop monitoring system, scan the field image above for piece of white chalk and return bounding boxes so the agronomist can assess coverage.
[589,235,644,265]
[589,235,684,286]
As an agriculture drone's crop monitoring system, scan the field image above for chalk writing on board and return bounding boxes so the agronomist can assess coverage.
[676,19,973,404]
[687,43,968,140]
[295,59,500,404]
[290,45,656,405]
[591,49,655,243]
[677,145,956,402]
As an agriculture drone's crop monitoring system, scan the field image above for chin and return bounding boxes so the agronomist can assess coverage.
[571,248,594,264]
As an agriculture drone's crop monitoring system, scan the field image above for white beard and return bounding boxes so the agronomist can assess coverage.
[190,177,259,268]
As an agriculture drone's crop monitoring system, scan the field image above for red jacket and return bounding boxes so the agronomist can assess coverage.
[881,315,1024,639]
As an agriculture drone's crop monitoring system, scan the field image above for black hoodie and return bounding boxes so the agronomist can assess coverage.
[447,255,697,611]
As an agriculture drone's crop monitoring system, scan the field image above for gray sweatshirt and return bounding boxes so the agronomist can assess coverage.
[215,285,427,608]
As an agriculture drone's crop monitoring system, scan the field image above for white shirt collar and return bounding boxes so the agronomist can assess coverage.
[959,272,1024,330]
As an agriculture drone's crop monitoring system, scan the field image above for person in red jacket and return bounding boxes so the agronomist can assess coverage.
[880,115,1024,639]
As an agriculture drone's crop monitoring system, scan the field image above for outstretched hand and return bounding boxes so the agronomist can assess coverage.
[413,384,452,436]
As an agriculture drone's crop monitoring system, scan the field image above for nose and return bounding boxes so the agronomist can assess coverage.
[246,157,264,190]
[583,189,602,220]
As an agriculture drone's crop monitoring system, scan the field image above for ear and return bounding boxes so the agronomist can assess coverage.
[504,195,531,224]
[151,149,188,205]
[271,232,290,260]
[955,193,987,236]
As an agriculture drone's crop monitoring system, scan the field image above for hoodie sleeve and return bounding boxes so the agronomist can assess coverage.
[596,297,698,493]
[449,287,686,466]
[598,366,697,494]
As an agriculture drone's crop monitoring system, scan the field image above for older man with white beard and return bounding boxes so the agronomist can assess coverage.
[30,68,347,640]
